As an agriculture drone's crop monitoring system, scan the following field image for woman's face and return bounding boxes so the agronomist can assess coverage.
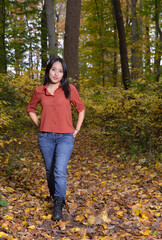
[49,61,64,85]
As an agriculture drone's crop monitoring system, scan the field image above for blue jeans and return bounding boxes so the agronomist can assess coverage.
[38,132,74,198]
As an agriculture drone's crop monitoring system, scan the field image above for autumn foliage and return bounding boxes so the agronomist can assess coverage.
[0,72,161,239]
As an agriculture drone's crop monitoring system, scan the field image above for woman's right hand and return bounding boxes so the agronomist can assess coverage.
[28,112,40,127]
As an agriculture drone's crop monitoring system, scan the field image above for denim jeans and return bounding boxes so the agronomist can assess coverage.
[38,132,74,198]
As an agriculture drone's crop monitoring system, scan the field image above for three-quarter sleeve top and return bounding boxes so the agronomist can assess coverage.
[27,84,85,133]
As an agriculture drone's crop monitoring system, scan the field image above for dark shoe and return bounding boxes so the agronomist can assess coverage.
[53,196,65,221]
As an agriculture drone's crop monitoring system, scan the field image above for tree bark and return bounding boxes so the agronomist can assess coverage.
[64,0,81,83]
[0,0,7,73]
[112,0,131,90]
[145,26,150,72]
[154,0,161,82]
[139,0,143,71]
[41,2,48,69]
[112,3,118,87]
[45,0,57,59]
[94,0,105,87]
[131,0,139,80]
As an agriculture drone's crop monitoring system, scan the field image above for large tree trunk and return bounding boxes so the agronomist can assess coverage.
[112,0,131,90]
[45,0,57,59]
[154,0,161,82]
[64,0,81,83]
[41,2,48,69]
[0,0,7,73]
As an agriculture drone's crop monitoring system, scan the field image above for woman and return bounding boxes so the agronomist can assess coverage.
[27,57,85,221]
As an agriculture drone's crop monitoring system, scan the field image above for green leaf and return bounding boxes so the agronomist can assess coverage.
[0,199,8,207]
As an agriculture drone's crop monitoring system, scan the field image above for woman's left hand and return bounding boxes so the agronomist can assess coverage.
[73,129,79,138]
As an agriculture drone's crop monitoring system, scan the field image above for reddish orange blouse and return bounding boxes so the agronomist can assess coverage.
[27,84,85,133]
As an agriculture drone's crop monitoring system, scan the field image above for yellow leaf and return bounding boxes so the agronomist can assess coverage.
[42,214,52,219]
[155,160,161,169]
[85,200,93,207]
[0,232,8,238]
[116,211,124,218]
[141,211,149,220]
[22,220,28,227]
[74,215,84,221]
[5,187,15,193]
[102,214,111,224]
[141,230,152,236]
[102,223,108,229]
[28,225,36,229]
[87,215,96,225]
[0,232,8,237]
[0,140,4,148]
[1,223,8,230]
[69,227,80,233]
[3,215,14,221]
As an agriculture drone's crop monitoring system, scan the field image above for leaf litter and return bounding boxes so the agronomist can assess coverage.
[0,130,161,239]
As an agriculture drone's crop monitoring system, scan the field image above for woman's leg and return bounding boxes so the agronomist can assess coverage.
[38,132,56,197]
[54,133,74,198]
[52,133,74,220]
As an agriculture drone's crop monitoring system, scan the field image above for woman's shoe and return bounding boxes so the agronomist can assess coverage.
[53,196,65,221]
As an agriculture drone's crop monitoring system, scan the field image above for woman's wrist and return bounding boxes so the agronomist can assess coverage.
[75,129,79,132]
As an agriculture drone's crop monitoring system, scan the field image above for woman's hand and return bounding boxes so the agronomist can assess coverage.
[73,129,79,138]
[28,112,40,127]
[73,109,85,138]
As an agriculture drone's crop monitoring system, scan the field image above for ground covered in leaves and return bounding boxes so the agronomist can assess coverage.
[0,130,161,239]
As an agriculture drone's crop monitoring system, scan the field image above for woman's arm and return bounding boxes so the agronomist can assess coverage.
[28,112,40,127]
[73,109,85,137]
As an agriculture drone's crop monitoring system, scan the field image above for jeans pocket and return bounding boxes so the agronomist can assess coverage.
[38,132,47,139]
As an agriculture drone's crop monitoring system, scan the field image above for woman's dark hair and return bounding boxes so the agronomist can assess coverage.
[43,57,70,99]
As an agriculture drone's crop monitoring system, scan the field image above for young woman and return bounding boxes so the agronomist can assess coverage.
[27,57,85,221]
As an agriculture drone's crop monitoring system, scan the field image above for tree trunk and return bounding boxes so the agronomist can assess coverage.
[139,0,143,72]
[41,2,48,69]
[94,0,105,87]
[154,0,161,82]
[131,0,139,80]
[145,26,150,73]
[45,0,57,59]
[126,0,129,30]
[0,0,7,73]
[112,0,131,90]
[64,0,81,83]
[112,3,118,87]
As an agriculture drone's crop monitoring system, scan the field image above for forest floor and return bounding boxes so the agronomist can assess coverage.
[0,129,161,240]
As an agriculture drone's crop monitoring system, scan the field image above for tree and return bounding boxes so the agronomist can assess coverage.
[131,0,140,80]
[0,0,7,73]
[94,0,105,86]
[154,0,161,82]
[41,2,48,69]
[112,0,131,89]
[64,0,81,83]
[112,3,118,87]
[45,0,57,59]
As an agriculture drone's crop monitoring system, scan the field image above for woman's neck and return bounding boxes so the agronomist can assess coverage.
[47,82,60,95]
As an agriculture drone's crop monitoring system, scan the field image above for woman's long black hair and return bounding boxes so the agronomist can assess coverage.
[43,57,70,99]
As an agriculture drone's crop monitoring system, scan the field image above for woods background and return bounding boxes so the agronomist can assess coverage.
[0,0,161,163]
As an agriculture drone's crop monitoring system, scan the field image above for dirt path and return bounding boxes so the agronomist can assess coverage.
[0,131,161,239]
